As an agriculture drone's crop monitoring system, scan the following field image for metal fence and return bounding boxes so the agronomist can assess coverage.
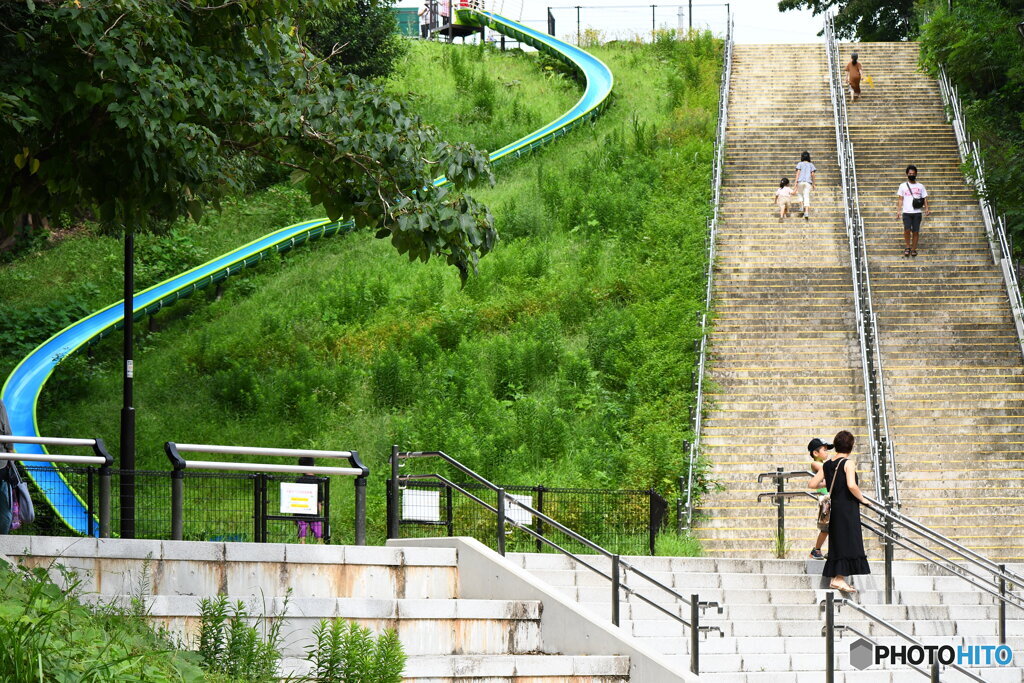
[394,479,668,555]
[6,465,353,545]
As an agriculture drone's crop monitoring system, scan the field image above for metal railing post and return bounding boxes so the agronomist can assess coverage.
[999,564,1006,645]
[825,591,835,683]
[99,464,111,538]
[323,476,331,544]
[536,485,545,553]
[611,554,620,626]
[690,593,700,675]
[446,485,454,536]
[171,468,184,541]
[776,466,785,546]
[254,472,264,543]
[930,659,940,682]
[496,487,506,556]
[86,467,95,538]
[387,444,400,539]
[648,488,657,555]
[354,475,366,546]
[884,513,894,605]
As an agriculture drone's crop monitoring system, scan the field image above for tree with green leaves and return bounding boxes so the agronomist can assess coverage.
[305,0,408,81]
[0,0,496,278]
[777,0,915,41]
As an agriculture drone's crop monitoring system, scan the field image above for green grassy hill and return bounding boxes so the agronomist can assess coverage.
[1,34,721,543]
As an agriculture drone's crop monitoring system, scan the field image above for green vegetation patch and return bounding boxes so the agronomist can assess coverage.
[6,33,721,544]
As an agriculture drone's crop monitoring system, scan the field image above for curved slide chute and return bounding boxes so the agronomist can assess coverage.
[1,12,612,537]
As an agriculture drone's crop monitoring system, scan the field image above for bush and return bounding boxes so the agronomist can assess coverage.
[306,620,405,683]
[0,562,204,681]
[197,595,284,680]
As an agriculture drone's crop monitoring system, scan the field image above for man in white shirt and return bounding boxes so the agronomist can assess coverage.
[897,165,930,257]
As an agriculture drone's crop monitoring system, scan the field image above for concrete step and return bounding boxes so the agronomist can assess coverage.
[283,654,631,680]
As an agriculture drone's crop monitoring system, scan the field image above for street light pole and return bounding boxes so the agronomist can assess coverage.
[120,225,136,539]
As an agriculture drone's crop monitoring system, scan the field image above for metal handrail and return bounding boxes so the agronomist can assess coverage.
[824,14,899,507]
[684,15,733,530]
[164,441,368,544]
[822,592,986,682]
[935,66,1024,363]
[862,494,1024,601]
[388,448,724,674]
[0,433,114,537]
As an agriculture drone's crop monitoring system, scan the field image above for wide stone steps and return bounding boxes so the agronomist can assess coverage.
[840,41,1024,563]
[510,554,1024,680]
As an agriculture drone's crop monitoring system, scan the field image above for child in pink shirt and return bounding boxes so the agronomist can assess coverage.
[774,177,798,221]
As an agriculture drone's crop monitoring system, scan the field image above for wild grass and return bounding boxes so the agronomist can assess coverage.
[3,34,723,544]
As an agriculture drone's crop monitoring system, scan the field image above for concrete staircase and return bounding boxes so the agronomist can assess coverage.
[510,552,1024,682]
[1,536,681,682]
[842,42,1024,561]
[697,44,871,557]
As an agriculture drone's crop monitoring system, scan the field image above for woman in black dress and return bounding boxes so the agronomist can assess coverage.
[807,430,870,593]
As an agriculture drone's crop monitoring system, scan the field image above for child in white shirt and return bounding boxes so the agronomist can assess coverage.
[775,178,798,221]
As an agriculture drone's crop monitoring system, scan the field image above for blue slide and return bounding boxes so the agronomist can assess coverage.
[1,13,613,536]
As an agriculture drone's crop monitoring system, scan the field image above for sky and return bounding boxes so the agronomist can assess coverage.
[394,0,825,44]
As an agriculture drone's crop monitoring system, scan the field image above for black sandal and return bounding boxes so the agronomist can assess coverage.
[903,248,911,258]
[910,249,917,257]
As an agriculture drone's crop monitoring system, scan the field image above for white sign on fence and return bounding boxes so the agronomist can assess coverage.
[403,488,441,522]
[506,493,533,526]
[280,482,318,515]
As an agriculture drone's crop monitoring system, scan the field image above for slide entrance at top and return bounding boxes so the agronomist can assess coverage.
[0,10,613,536]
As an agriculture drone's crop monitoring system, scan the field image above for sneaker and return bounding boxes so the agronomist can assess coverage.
[809,548,825,560]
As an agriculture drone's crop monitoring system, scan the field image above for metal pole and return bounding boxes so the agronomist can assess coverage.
[120,223,136,539]
[254,473,264,543]
[86,467,95,538]
[999,564,1006,645]
[576,5,581,45]
[884,513,894,604]
[387,445,399,539]
[323,476,331,544]
[930,659,940,682]
[547,8,555,36]
[825,591,835,683]
[611,554,620,626]
[446,485,454,536]
[648,488,657,555]
[536,485,545,553]
[690,594,700,674]
[689,0,692,29]
[651,4,655,33]
[354,473,366,546]
[496,487,506,555]
[776,466,785,555]
[99,465,111,538]
[171,468,183,541]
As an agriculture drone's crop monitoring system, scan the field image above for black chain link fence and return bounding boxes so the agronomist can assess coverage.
[396,480,668,556]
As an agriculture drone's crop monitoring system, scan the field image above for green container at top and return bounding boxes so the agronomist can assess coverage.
[392,7,419,37]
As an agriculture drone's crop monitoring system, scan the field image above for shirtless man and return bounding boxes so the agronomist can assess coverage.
[844,52,864,101]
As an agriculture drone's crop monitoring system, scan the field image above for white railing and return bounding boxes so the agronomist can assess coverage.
[935,67,1024,362]
[683,17,732,529]
[824,14,899,507]
[164,441,368,544]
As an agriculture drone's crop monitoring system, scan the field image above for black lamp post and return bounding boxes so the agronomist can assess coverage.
[120,225,136,539]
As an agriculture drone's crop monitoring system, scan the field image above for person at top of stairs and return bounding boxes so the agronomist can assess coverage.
[897,164,930,257]
[810,430,870,594]
[844,51,864,101]
[795,151,817,219]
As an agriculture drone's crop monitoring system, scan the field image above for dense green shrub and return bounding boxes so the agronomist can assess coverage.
[0,563,204,681]
[918,0,1024,239]
[306,620,405,683]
